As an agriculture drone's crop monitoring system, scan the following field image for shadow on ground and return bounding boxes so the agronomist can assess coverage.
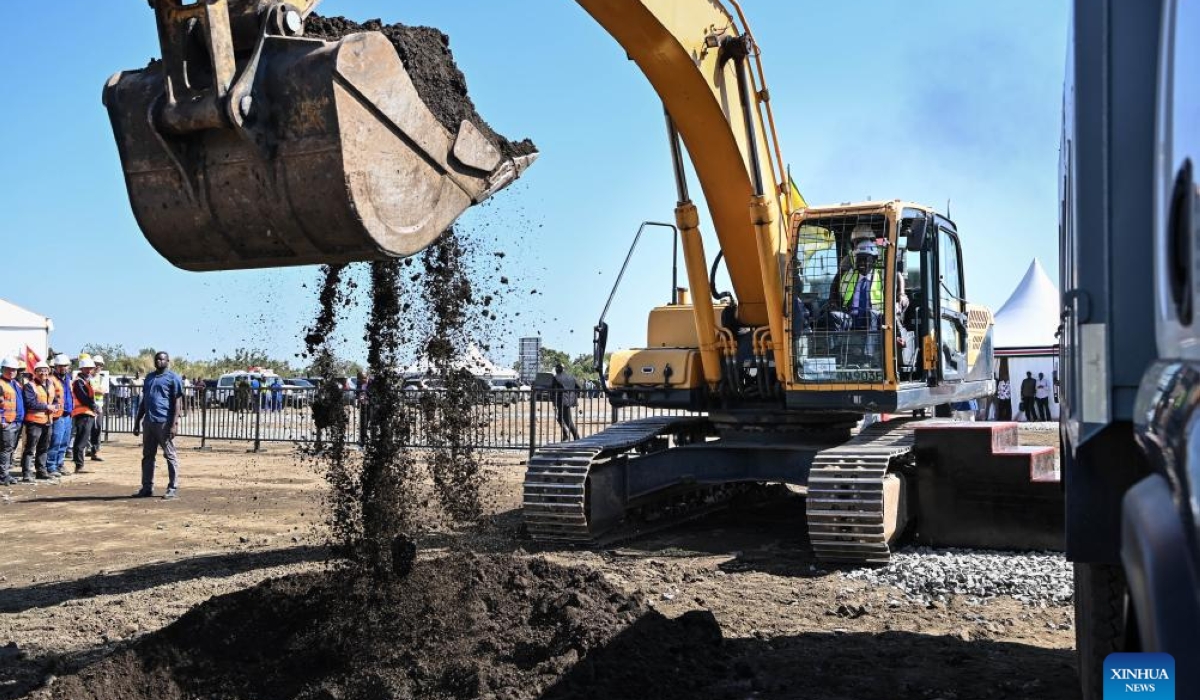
[539,615,1080,700]
[15,599,1079,700]
[0,544,328,614]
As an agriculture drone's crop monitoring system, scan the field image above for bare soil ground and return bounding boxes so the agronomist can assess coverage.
[0,433,1077,699]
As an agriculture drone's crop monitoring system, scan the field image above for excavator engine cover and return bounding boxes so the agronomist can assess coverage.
[104,31,534,272]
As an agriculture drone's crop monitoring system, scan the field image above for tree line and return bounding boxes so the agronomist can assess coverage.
[66,344,363,381]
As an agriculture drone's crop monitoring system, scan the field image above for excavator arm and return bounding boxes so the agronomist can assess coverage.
[578,0,794,386]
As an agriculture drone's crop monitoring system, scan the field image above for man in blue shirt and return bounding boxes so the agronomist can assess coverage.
[132,351,184,500]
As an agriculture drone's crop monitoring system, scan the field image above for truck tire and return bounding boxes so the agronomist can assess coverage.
[1074,562,1130,700]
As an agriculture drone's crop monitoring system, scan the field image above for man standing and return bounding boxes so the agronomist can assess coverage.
[1035,372,1052,422]
[132,351,184,499]
[995,376,1013,421]
[46,355,74,477]
[271,376,284,412]
[20,361,59,482]
[0,357,25,485]
[88,355,109,462]
[1019,371,1037,421]
[71,358,99,474]
[551,363,580,441]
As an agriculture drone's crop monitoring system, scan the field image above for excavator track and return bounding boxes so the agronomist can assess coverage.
[806,419,926,564]
[523,416,708,542]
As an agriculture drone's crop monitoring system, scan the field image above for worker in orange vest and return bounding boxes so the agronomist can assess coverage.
[20,361,59,482]
[0,357,25,485]
[45,354,74,477]
[71,358,99,474]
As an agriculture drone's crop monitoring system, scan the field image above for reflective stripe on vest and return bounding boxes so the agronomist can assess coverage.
[48,376,65,419]
[71,379,95,417]
[91,374,105,408]
[0,381,15,423]
[25,382,50,424]
[839,270,883,309]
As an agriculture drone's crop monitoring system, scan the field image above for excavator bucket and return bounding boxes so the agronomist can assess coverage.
[104,26,535,272]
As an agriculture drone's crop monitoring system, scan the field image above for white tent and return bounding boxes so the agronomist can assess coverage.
[400,344,516,379]
[992,259,1060,421]
[0,298,53,364]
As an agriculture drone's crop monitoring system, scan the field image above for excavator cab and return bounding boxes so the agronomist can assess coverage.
[787,201,994,412]
[103,0,535,271]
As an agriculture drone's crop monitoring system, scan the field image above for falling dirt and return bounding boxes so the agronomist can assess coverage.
[419,235,485,524]
[304,15,536,159]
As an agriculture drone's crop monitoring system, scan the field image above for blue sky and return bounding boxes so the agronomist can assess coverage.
[0,1,1067,368]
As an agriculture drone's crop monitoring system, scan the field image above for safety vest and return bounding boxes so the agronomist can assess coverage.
[72,378,96,417]
[25,382,50,424]
[48,376,66,419]
[838,270,883,310]
[0,380,16,423]
[91,372,106,410]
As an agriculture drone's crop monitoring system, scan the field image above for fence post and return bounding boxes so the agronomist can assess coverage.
[198,387,209,450]
[251,390,262,453]
[611,401,620,424]
[527,389,537,458]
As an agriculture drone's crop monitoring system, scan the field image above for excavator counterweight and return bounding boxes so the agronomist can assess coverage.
[104,0,535,272]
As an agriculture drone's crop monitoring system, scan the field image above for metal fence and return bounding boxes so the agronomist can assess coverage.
[102,387,693,454]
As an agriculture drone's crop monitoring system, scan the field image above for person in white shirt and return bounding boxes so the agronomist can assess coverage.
[1035,372,1051,421]
[994,377,1012,420]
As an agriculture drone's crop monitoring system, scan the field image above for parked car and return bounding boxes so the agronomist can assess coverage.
[282,378,315,408]
[485,377,528,405]
[215,370,281,410]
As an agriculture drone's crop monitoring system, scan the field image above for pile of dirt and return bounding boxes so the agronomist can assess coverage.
[305,15,536,159]
[40,555,740,700]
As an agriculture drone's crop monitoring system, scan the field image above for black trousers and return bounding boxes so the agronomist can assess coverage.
[20,422,51,477]
[90,408,103,453]
[996,399,1013,421]
[1036,397,1051,421]
[72,414,95,470]
[554,403,579,441]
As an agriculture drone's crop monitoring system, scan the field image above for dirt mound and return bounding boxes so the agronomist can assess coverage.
[41,555,737,700]
[305,15,536,159]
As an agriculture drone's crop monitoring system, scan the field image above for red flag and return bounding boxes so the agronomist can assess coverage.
[24,346,40,374]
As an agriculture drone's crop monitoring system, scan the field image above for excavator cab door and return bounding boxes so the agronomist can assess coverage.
[934,223,969,382]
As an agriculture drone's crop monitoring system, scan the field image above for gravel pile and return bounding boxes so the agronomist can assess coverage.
[1017,422,1059,432]
[842,547,1073,606]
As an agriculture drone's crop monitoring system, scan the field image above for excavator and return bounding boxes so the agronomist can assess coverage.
[104,0,1059,565]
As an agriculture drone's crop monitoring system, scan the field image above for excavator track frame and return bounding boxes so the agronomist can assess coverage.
[523,416,732,543]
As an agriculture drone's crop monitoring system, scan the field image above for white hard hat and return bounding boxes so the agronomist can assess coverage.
[33,361,49,371]
[92,355,106,365]
[52,354,70,366]
[850,224,875,242]
[78,358,96,369]
[0,357,19,369]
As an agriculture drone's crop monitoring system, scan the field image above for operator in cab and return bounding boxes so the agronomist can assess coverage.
[832,239,885,329]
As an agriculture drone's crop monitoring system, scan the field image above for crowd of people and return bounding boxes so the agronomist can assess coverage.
[0,353,109,484]
[1,350,186,500]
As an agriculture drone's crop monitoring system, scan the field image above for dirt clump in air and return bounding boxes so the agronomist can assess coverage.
[304,14,536,159]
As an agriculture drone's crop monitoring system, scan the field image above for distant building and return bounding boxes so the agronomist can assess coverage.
[0,298,53,362]
[992,259,1059,421]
